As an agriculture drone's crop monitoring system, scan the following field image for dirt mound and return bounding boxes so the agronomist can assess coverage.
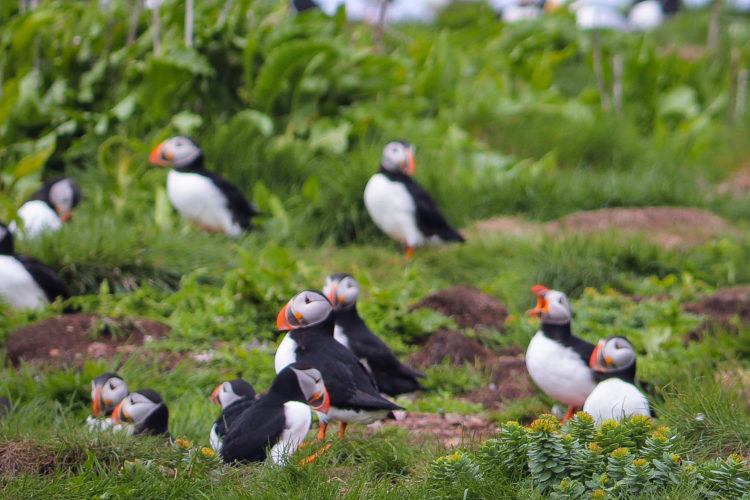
[685,287,750,323]
[373,412,497,448]
[0,440,56,476]
[470,216,542,238]
[412,286,508,330]
[409,331,535,409]
[5,314,169,367]
[717,167,750,197]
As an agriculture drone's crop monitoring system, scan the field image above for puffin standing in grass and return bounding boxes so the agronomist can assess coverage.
[364,141,464,258]
[220,364,330,465]
[525,285,596,421]
[10,177,82,239]
[583,336,651,424]
[209,379,257,453]
[322,273,424,396]
[87,373,129,431]
[148,136,259,237]
[274,291,402,440]
[111,389,169,436]
[0,221,69,310]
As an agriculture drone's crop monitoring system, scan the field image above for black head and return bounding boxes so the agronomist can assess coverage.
[276,290,333,332]
[322,273,360,311]
[0,221,13,255]
[30,177,82,221]
[269,363,330,413]
[112,388,169,435]
[591,336,637,383]
[148,136,204,170]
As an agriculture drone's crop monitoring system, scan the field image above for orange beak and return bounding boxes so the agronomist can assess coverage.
[326,284,338,306]
[210,384,223,406]
[149,143,171,167]
[92,386,102,417]
[277,303,296,331]
[111,400,125,424]
[58,211,73,223]
[526,284,549,319]
[590,340,604,370]
[309,388,331,414]
[405,149,416,176]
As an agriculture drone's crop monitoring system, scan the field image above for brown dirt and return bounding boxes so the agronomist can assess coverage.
[473,207,735,250]
[409,331,535,410]
[684,286,750,339]
[5,314,169,367]
[470,216,543,238]
[412,286,508,330]
[372,412,498,448]
[0,440,56,476]
[716,167,750,198]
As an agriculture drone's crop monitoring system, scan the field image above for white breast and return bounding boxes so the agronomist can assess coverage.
[0,255,48,310]
[333,324,350,349]
[583,378,651,425]
[270,401,312,465]
[364,173,424,248]
[525,331,596,407]
[209,424,222,452]
[274,335,299,374]
[10,201,62,239]
[167,171,241,237]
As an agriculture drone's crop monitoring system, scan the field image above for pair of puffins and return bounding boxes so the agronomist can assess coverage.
[525,285,651,424]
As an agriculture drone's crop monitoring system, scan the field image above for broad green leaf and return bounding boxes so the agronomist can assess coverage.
[12,136,56,179]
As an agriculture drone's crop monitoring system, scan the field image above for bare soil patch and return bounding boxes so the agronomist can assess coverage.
[684,286,750,339]
[473,207,735,250]
[412,286,508,330]
[0,440,56,476]
[470,216,543,238]
[409,331,535,409]
[716,166,750,198]
[372,412,498,448]
[5,314,169,367]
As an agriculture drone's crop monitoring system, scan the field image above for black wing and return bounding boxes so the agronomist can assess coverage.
[220,402,285,463]
[135,403,169,436]
[297,335,401,411]
[214,397,255,440]
[200,170,259,230]
[17,256,70,302]
[400,175,464,242]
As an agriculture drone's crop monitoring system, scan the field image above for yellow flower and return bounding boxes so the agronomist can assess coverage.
[530,417,560,433]
[574,411,593,423]
[633,458,648,467]
[591,489,607,499]
[200,447,216,458]
[175,438,192,449]
[588,442,603,454]
[611,447,630,459]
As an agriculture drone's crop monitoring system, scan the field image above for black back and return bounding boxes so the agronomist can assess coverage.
[17,256,70,303]
[213,397,255,441]
[176,155,259,231]
[541,322,595,367]
[292,0,319,12]
[288,315,402,411]
[132,389,169,436]
[379,167,464,242]
[28,177,82,211]
[220,400,286,463]
[334,307,424,396]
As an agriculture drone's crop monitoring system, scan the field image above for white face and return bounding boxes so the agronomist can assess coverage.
[278,291,332,330]
[322,275,360,310]
[49,179,76,214]
[153,136,202,168]
[381,141,415,175]
[537,289,572,324]
[291,367,328,412]
[91,376,128,415]
[597,337,636,372]
[118,392,159,424]
[216,382,241,409]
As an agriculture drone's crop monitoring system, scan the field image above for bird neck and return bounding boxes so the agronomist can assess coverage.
[173,153,206,173]
[0,237,13,256]
[334,304,360,324]
[540,322,572,340]
[594,363,637,384]
[289,315,336,346]
[378,165,410,183]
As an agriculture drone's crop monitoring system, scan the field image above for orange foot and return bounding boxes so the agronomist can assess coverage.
[405,247,414,260]
[299,444,332,465]
[562,406,579,423]
[337,422,348,440]
[317,422,328,442]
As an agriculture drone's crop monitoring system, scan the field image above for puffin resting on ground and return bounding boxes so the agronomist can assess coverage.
[323,273,424,396]
[583,336,652,424]
[0,221,69,310]
[220,364,330,465]
[364,141,464,258]
[525,285,596,421]
[209,378,257,453]
[87,373,129,431]
[148,136,259,237]
[10,177,82,239]
[274,291,402,440]
[111,389,169,437]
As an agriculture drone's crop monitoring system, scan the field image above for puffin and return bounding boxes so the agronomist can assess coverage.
[87,373,129,431]
[148,136,259,237]
[220,364,330,465]
[525,285,596,421]
[0,220,70,310]
[322,273,424,396]
[209,378,257,453]
[111,389,169,436]
[363,141,464,258]
[274,290,402,440]
[10,177,82,239]
[583,336,651,424]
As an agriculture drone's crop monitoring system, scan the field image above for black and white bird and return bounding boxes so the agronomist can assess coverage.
[274,291,402,440]
[148,136,259,237]
[111,389,169,436]
[525,285,596,421]
[583,336,651,424]
[209,378,257,453]
[323,273,424,396]
[363,141,464,258]
[0,221,69,310]
[10,177,82,239]
[87,373,129,431]
[220,364,330,465]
